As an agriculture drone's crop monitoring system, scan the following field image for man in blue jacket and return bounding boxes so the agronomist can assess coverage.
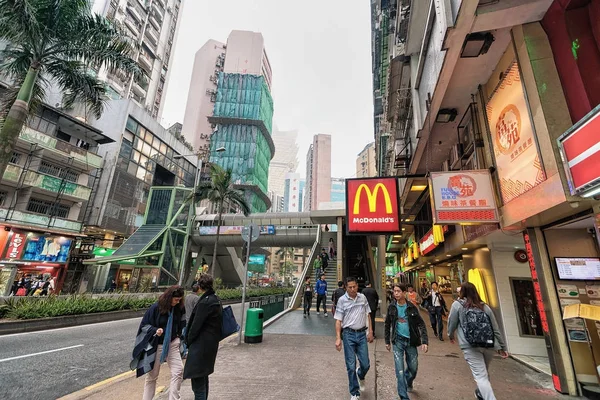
[315,273,328,317]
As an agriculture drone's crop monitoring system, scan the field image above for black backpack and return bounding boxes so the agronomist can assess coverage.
[460,300,495,348]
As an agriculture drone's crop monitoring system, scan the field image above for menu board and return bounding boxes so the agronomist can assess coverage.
[556,258,600,281]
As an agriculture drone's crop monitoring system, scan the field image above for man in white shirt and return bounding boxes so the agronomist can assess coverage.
[334,276,374,400]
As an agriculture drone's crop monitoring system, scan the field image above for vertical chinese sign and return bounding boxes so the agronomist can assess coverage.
[486,62,546,204]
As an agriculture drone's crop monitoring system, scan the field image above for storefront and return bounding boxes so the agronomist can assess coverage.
[0,227,74,295]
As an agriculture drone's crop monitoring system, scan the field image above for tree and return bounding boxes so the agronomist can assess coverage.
[0,0,140,178]
[190,164,250,275]
[279,261,296,283]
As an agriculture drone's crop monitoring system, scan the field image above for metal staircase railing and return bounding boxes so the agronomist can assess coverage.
[289,226,322,310]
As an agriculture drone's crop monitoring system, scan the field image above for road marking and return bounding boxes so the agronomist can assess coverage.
[83,370,134,391]
[0,344,84,363]
[0,317,143,338]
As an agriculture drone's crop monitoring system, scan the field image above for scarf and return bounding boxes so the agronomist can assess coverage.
[160,310,173,363]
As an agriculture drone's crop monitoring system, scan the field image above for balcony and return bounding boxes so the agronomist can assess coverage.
[123,18,141,38]
[138,52,154,73]
[19,126,103,170]
[0,208,82,233]
[132,80,147,97]
[126,4,144,23]
[152,2,165,20]
[145,26,160,47]
[2,164,92,202]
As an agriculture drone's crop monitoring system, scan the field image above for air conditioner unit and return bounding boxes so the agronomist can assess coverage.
[205,89,216,95]
[210,94,216,102]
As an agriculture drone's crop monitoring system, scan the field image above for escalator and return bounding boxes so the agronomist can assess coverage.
[343,234,375,289]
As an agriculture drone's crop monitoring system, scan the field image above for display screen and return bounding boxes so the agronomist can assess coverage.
[556,257,600,280]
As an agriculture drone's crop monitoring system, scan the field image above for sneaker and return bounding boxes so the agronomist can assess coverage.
[475,389,483,400]
[324,313,328,317]
[317,312,320,315]
[303,314,306,318]
[357,368,365,392]
[407,386,413,392]
[350,395,360,400]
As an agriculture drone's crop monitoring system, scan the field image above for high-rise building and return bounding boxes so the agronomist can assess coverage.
[303,134,331,211]
[283,173,304,212]
[356,142,377,177]
[91,0,183,120]
[330,178,346,203]
[182,31,275,212]
[268,129,299,196]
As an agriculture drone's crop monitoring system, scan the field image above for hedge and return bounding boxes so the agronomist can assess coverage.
[0,288,294,320]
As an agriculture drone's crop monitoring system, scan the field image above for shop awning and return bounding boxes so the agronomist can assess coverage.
[83,225,167,265]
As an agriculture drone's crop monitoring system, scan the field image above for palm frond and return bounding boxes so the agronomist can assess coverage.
[0,47,35,80]
[0,0,40,45]
[0,72,47,121]
[225,189,251,216]
[46,59,107,118]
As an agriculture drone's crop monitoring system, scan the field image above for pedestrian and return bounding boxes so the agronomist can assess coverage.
[448,282,509,400]
[108,279,117,293]
[419,281,428,299]
[320,249,329,273]
[423,282,447,341]
[39,277,52,296]
[361,281,379,338]
[181,284,202,358]
[315,273,328,317]
[334,276,374,400]
[328,237,336,260]
[384,283,428,399]
[313,254,322,273]
[184,274,223,400]
[134,285,185,400]
[406,284,421,307]
[332,280,345,315]
[303,277,313,318]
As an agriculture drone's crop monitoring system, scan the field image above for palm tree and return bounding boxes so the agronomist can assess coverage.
[0,0,140,178]
[190,164,251,275]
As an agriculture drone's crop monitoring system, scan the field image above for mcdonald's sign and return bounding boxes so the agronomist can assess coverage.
[345,177,401,234]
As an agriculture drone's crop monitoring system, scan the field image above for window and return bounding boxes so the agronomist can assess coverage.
[26,198,70,218]
[28,115,57,135]
[56,130,71,143]
[0,191,7,206]
[511,278,543,337]
[10,152,21,164]
[119,143,133,160]
[123,131,134,144]
[127,162,137,176]
[126,117,139,135]
[38,161,78,182]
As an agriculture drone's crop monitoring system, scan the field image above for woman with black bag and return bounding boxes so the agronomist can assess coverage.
[184,274,223,400]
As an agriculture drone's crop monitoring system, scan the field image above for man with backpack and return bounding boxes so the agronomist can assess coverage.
[448,282,509,400]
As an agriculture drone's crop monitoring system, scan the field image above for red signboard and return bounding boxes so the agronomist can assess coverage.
[419,229,437,255]
[6,230,26,259]
[346,177,401,234]
[558,105,600,195]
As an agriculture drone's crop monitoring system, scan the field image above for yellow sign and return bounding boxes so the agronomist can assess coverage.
[353,183,393,215]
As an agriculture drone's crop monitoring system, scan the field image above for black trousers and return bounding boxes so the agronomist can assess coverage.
[369,311,376,337]
[191,376,209,400]
[316,294,327,313]
[304,294,312,314]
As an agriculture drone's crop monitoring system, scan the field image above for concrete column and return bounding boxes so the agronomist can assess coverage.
[336,216,343,282]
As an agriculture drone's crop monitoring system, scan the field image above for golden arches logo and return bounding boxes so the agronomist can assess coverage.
[353,183,393,215]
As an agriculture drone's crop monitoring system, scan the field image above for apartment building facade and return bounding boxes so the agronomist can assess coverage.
[303,134,332,211]
[356,142,377,178]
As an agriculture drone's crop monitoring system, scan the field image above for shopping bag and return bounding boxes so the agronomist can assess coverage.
[221,305,240,340]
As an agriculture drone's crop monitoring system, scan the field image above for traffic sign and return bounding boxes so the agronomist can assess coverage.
[241,223,260,243]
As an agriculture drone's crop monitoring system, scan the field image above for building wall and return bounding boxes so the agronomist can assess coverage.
[356,142,376,177]
[304,145,313,211]
[283,173,302,212]
[311,134,332,210]
[491,249,547,357]
[269,129,299,196]
[330,178,345,203]
[224,31,272,90]
[182,40,226,152]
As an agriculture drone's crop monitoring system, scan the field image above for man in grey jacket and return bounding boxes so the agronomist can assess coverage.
[181,284,201,358]
[447,282,509,400]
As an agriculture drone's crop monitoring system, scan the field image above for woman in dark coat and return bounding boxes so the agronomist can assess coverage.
[184,274,223,400]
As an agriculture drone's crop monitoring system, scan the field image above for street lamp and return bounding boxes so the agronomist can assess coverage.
[174,146,226,286]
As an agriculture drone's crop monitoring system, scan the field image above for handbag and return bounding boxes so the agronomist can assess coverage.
[221,305,239,340]
[16,287,27,296]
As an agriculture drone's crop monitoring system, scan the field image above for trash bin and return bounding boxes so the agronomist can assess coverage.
[244,308,264,344]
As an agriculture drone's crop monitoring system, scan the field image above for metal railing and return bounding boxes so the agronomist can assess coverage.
[248,295,288,321]
[288,227,322,310]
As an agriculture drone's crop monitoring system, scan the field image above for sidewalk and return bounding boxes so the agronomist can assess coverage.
[62,309,576,400]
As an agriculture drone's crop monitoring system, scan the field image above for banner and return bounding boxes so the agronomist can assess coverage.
[429,170,499,224]
[486,62,545,204]
[345,177,401,234]
[198,225,275,236]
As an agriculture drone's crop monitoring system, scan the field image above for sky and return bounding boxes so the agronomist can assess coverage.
[160,0,375,179]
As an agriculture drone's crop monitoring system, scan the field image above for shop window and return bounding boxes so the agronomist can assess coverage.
[510,278,544,337]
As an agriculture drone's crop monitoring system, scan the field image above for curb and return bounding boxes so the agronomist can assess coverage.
[56,370,136,400]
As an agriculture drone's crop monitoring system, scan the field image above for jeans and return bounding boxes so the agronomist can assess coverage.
[143,338,183,400]
[393,337,419,400]
[303,294,312,314]
[191,376,209,400]
[316,294,327,313]
[342,329,370,396]
[429,306,444,338]
[463,347,496,400]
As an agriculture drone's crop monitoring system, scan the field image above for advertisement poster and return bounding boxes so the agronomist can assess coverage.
[429,171,499,224]
[557,284,580,298]
[586,285,600,299]
[486,62,546,204]
[21,234,72,263]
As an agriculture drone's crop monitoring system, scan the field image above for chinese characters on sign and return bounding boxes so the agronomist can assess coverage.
[486,61,545,203]
[345,177,401,234]
[429,170,499,225]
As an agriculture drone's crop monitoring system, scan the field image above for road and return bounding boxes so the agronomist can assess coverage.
[0,302,249,400]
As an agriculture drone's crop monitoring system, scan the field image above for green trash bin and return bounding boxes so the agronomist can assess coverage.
[244,308,264,344]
